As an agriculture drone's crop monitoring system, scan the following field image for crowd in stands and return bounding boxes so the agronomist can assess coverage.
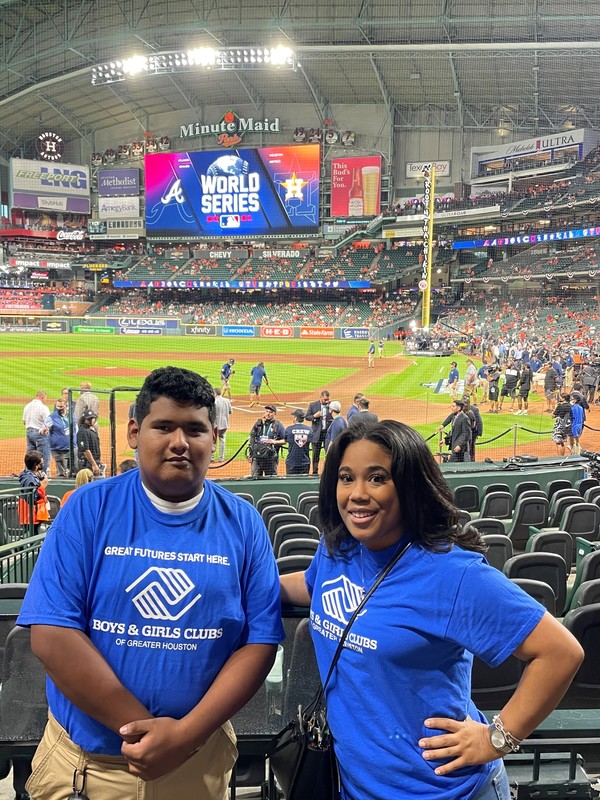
[98,288,417,328]
[455,242,600,281]
[436,287,600,352]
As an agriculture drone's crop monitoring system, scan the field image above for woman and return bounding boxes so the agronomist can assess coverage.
[18,450,50,533]
[568,394,585,456]
[552,393,572,456]
[280,421,583,800]
[60,468,93,507]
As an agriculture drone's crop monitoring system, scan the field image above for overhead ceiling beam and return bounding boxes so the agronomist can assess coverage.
[37,89,94,141]
[297,64,329,125]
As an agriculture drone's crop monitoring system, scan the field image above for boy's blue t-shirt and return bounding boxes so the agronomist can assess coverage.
[305,540,544,800]
[18,471,284,754]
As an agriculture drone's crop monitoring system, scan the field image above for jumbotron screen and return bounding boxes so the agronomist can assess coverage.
[145,145,320,239]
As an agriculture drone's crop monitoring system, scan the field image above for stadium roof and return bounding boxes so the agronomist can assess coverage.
[1,0,600,157]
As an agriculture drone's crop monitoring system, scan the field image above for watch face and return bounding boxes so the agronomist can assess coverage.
[490,727,511,753]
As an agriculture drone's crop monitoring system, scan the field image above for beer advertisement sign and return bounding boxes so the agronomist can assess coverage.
[330,155,382,218]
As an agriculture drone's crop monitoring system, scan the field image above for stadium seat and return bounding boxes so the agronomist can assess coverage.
[510,578,557,615]
[503,552,567,616]
[559,503,600,545]
[482,483,510,497]
[477,519,508,537]
[547,496,581,529]
[307,504,322,530]
[481,534,513,570]
[277,554,314,574]
[569,578,600,610]
[561,604,600,707]
[261,491,292,504]
[502,496,549,552]
[470,654,522,711]
[546,479,573,501]
[475,491,513,521]
[233,492,255,506]
[565,550,600,612]
[272,524,320,557]
[576,477,599,496]
[256,495,292,516]
[281,618,322,720]
[517,490,547,502]
[525,530,573,569]
[296,492,320,518]
[260,503,296,531]
[266,512,309,544]
[47,495,61,521]
[453,485,479,513]
[513,481,541,502]
[583,485,600,504]
[277,538,319,559]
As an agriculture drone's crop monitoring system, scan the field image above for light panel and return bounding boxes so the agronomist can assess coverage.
[91,47,297,85]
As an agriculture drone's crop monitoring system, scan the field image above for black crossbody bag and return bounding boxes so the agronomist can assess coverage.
[270,540,412,800]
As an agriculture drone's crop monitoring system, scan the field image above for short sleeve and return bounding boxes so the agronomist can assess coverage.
[445,559,545,667]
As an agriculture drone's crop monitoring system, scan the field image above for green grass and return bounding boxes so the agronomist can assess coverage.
[0,334,554,457]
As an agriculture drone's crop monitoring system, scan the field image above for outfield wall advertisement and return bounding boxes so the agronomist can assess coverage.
[144,145,320,239]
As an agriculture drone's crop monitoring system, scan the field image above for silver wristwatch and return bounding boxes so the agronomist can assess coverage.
[488,715,522,755]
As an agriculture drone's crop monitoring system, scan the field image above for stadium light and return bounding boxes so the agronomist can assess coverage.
[91,46,297,85]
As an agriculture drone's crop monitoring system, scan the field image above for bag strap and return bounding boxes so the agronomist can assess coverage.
[316,539,411,700]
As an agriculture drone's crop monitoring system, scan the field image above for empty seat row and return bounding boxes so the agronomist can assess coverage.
[454,476,600,516]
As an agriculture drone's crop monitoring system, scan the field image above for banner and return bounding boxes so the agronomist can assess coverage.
[73,326,114,333]
[41,320,68,332]
[106,317,178,329]
[184,325,217,336]
[114,279,370,290]
[10,158,90,213]
[299,327,334,339]
[406,161,450,179]
[340,328,370,340]
[120,328,163,335]
[222,325,255,337]
[97,169,140,197]
[330,155,382,218]
[145,145,320,239]
[260,326,294,338]
[98,196,140,219]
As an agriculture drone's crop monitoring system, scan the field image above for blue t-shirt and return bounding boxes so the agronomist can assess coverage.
[570,402,584,436]
[448,367,459,384]
[221,362,233,380]
[325,415,347,451]
[250,365,267,387]
[305,540,544,800]
[18,471,284,754]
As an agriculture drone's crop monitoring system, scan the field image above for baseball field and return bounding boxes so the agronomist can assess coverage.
[2,333,597,478]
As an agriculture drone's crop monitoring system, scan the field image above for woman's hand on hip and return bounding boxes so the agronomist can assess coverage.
[418,716,498,775]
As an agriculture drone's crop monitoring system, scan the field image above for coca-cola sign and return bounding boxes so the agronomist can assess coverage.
[57,228,86,241]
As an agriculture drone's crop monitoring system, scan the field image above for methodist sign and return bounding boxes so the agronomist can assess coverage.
[97,169,140,197]
[10,157,91,213]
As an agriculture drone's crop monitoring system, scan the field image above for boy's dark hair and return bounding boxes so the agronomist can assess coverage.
[135,367,216,426]
[24,450,43,470]
[119,459,138,473]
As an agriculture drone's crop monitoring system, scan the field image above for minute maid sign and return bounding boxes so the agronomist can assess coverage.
[180,109,281,148]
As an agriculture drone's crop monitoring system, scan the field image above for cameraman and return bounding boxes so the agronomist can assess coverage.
[248,405,286,477]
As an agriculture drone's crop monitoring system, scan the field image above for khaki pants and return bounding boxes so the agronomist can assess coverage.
[27,713,237,800]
